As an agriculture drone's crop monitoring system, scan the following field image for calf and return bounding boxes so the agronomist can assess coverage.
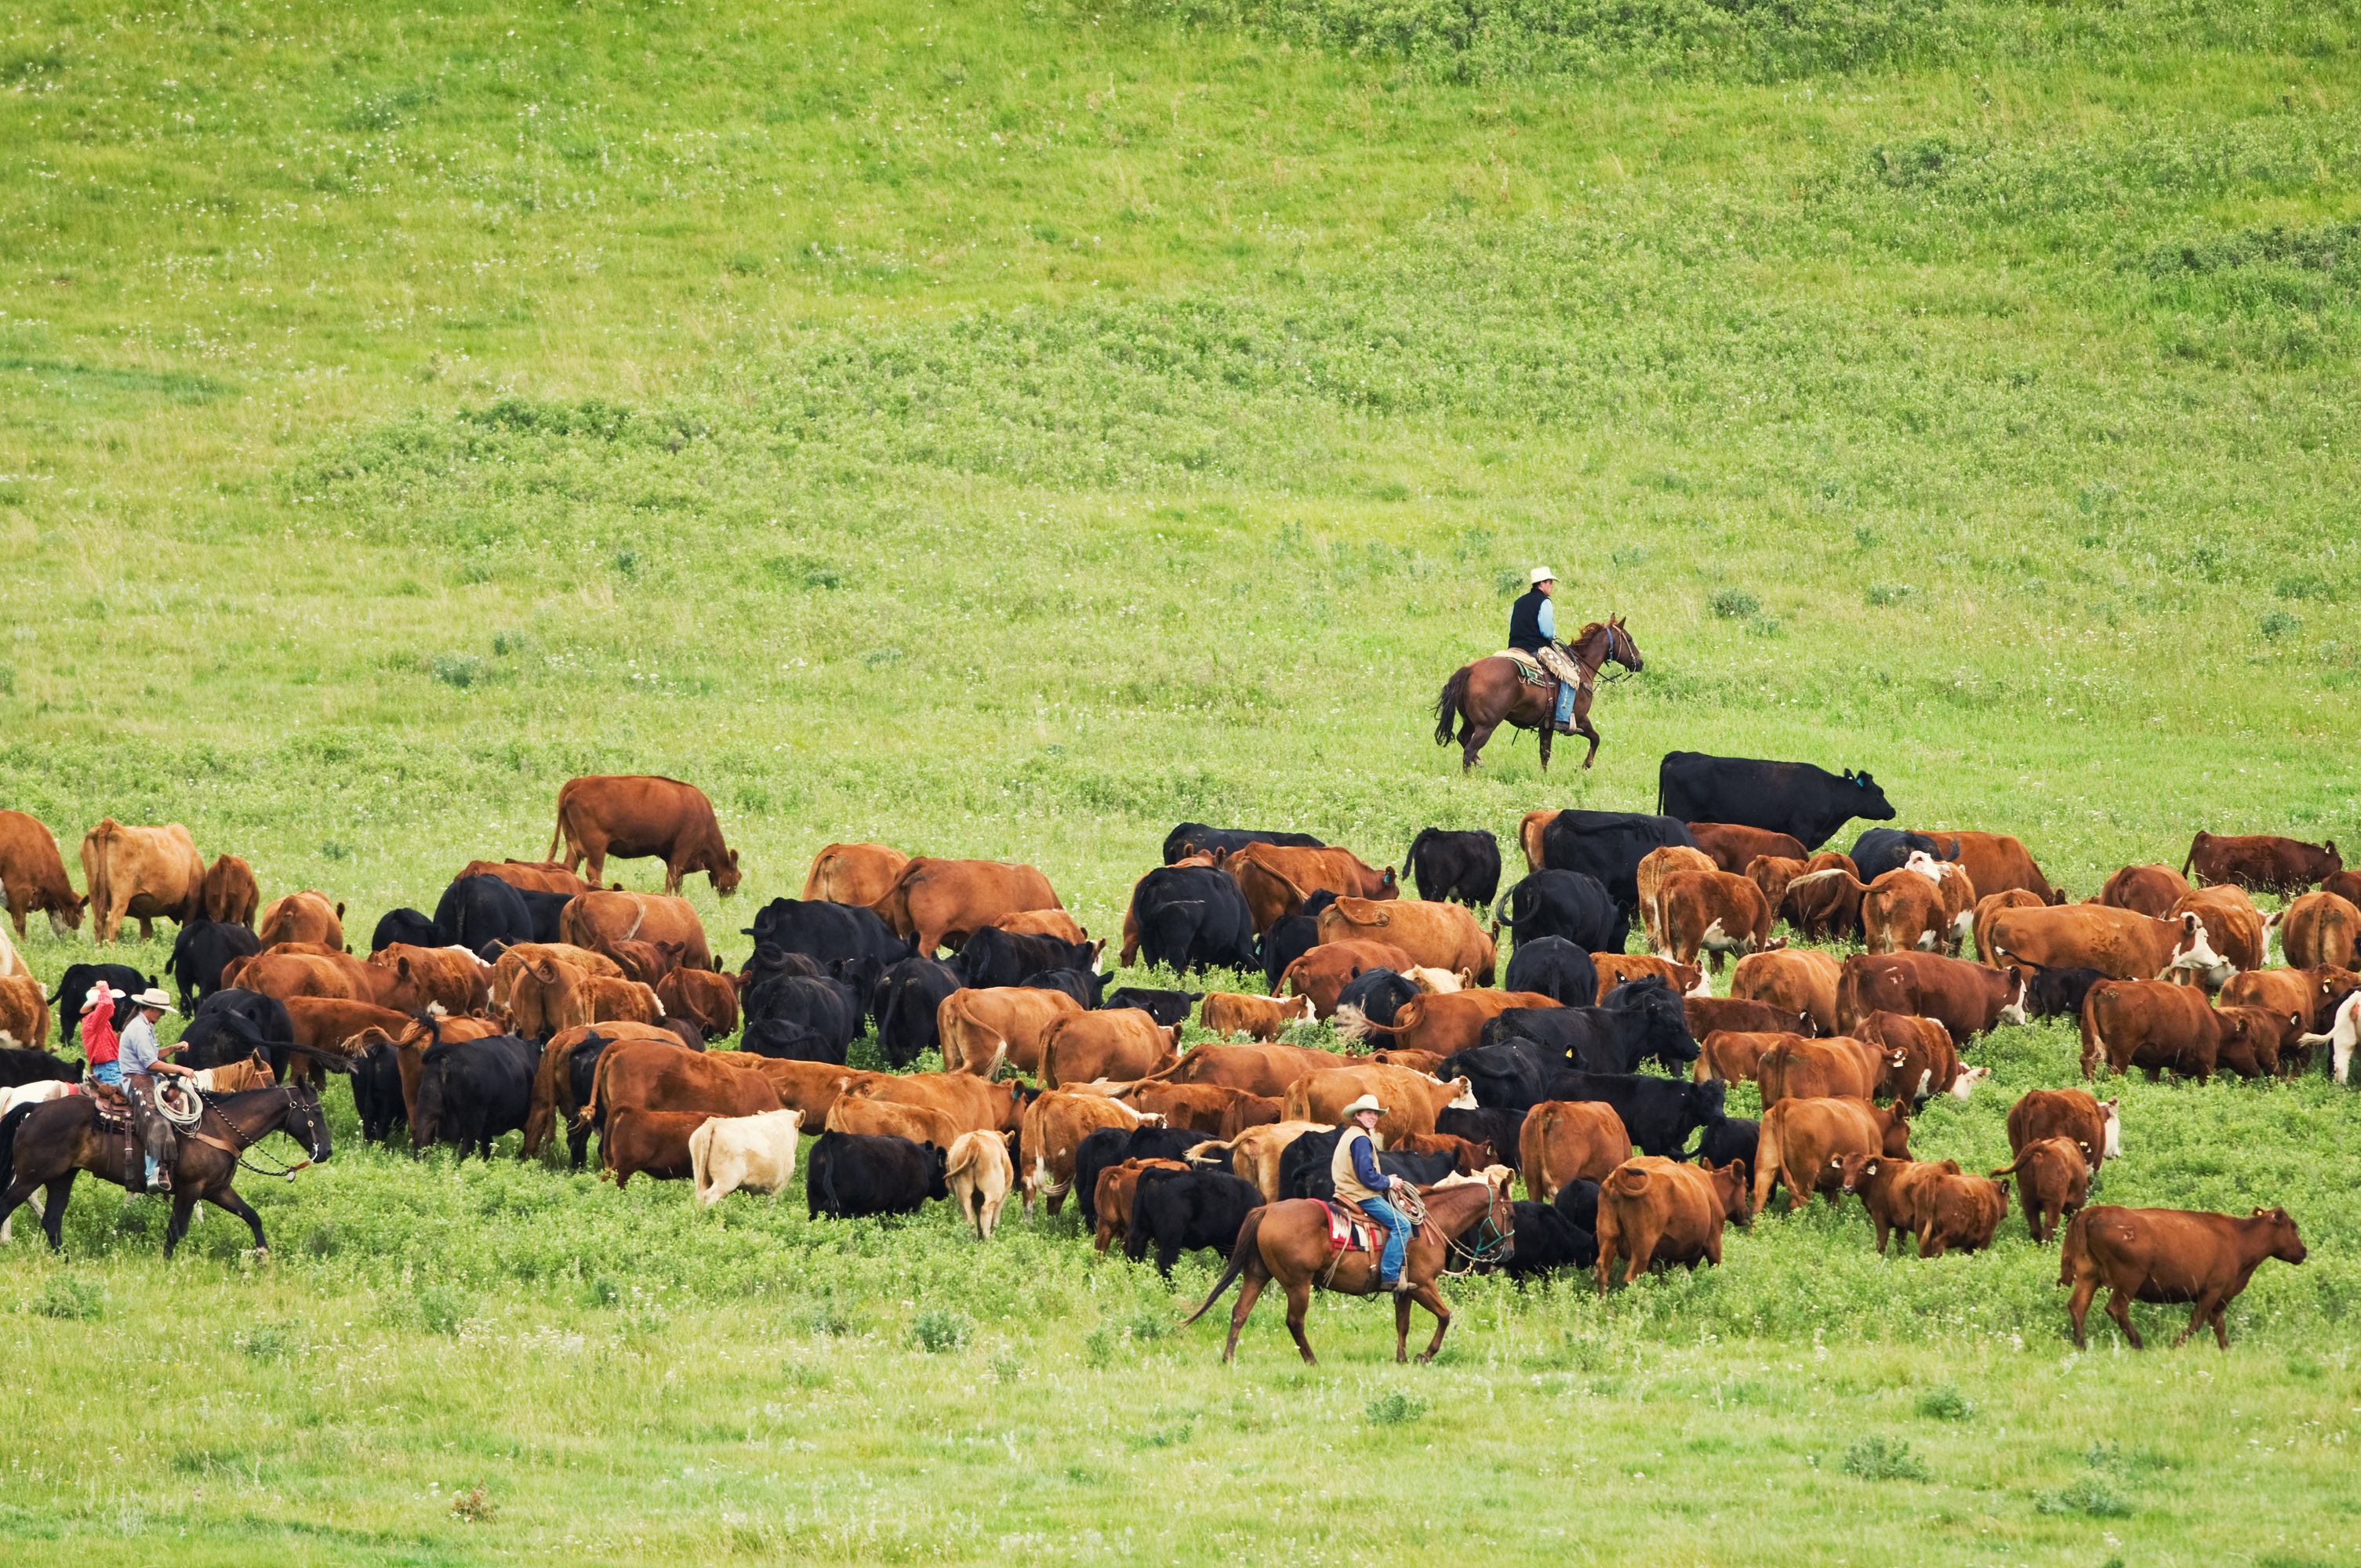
[2009,956,2112,1022]
[2183,832,2340,897]
[1656,869,1777,973]
[2007,1088,2120,1172]
[2212,1005,2301,1079]
[1694,1029,1800,1085]
[1501,936,1596,1005]
[1989,1137,2090,1243]
[2061,1205,2307,1349]
[1200,992,1317,1041]
[1835,1153,1961,1254]
[806,1128,949,1219]
[1092,1158,1190,1252]
[602,1107,708,1189]
[1730,948,1840,1036]
[1912,1171,2008,1258]
[945,1129,1016,1238]
[1124,1168,1262,1278]
[1101,987,1202,1026]
[1593,1157,1749,1293]
[687,1109,803,1207]
[1403,827,1503,909]
[1750,1095,1911,1215]
[1519,1100,1631,1203]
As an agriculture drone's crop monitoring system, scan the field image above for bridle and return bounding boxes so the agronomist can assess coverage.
[1397,1180,1517,1278]
[184,1086,325,1181]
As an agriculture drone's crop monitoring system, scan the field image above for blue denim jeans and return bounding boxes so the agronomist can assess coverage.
[1362,1196,1410,1284]
[89,1059,123,1088]
[1554,678,1576,728]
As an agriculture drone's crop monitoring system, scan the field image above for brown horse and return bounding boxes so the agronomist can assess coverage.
[0,1083,332,1258]
[1433,617,1643,771]
[1183,1171,1516,1364]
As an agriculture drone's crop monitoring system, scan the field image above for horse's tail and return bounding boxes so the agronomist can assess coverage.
[1433,666,1470,746]
[1181,1206,1266,1328]
[0,1102,39,1183]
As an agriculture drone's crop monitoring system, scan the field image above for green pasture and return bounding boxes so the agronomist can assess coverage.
[3,0,2360,1560]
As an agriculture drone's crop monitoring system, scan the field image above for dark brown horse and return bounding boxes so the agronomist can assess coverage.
[1433,617,1643,771]
[0,1083,332,1257]
[1183,1172,1515,1364]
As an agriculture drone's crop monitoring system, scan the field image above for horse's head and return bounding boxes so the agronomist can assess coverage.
[1607,614,1643,673]
[286,1082,335,1164]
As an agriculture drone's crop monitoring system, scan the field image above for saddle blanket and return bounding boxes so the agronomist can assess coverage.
[1492,649,1552,687]
[1321,1200,1386,1258]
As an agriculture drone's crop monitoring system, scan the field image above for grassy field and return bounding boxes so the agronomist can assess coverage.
[5,0,2361,1561]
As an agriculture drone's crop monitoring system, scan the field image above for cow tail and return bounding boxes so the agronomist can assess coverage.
[2180,840,2196,880]
[1181,1207,1265,1327]
[547,787,569,864]
[1748,1109,1780,1215]
[2057,1207,2091,1287]
[2077,985,2105,1077]
[577,1037,616,1133]
[688,1119,714,1204]
[1433,669,1469,748]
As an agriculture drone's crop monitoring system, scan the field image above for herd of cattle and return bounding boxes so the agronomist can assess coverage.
[0,757,2352,1352]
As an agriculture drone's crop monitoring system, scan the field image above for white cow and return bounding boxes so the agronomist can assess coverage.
[0,1080,75,1241]
[945,1129,1015,1240]
[687,1109,802,1207]
[2300,991,2361,1085]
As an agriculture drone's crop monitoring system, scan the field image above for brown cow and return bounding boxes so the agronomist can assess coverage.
[1317,897,1494,984]
[848,1071,1029,1136]
[457,859,594,897]
[1792,854,1973,956]
[2169,886,2266,977]
[994,908,1089,943]
[1694,1029,1802,1085]
[1279,1064,1477,1142]
[257,891,347,951]
[1337,990,1562,1058]
[1117,1081,1265,1135]
[656,967,739,1040]
[2280,891,2361,972]
[0,974,50,1050]
[558,891,714,971]
[1518,811,1557,874]
[1782,850,1863,941]
[236,951,380,1006]
[368,944,492,1015]
[585,1038,782,1131]
[1092,1158,1190,1251]
[1971,889,2046,964]
[1018,1090,1160,1214]
[599,938,685,988]
[1593,953,1704,1000]
[494,943,626,1037]
[1685,995,1815,1040]
[1749,1095,1911,1215]
[1730,948,1840,1035]
[2096,863,2192,917]
[801,842,911,907]
[1370,1047,1451,1074]
[523,1021,681,1157]
[2007,1087,2121,1171]
[2184,832,2341,897]
[1858,1011,1986,1105]
[1755,1037,1884,1106]
[1687,823,1809,877]
[601,1108,708,1188]
[1041,1011,1180,1088]
[2210,1005,2301,1080]
[530,960,664,1032]
[1988,1137,2090,1243]
[1744,854,1807,924]
[872,857,1062,955]
[2061,1205,2307,1349]
[1280,941,1418,1019]
[1155,1043,1357,1098]
[1225,843,1397,936]
[1636,846,1716,955]
[0,811,85,938]
[1834,952,2028,1045]
[2079,978,2246,1083]
[827,1095,964,1149]
[1990,904,2228,987]
[1222,1120,1332,1203]
[2327,869,2361,908]
[1917,830,2061,904]
[1912,1171,2009,1258]
[1657,869,1778,973]
[549,775,741,895]
[2219,964,2359,1034]
[946,1129,1016,1239]
[1218,1092,1284,1138]
[1834,1153,1962,1254]
[1593,1156,1749,1292]
[281,998,420,1091]
[198,855,258,929]
[937,987,1084,1077]
[1520,1100,1630,1202]
[716,1055,859,1124]
[80,819,205,944]
[1201,992,1317,1041]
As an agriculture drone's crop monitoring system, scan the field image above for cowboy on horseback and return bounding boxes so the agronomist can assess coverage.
[1507,567,1583,734]
[116,986,192,1193]
[1333,1094,1415,1294]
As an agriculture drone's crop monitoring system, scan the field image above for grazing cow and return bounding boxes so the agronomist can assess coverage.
[1909,1171,2009,1258]
[80,819,205,944]
[2185,832,2341,897]
[1223,844,1398,938]
[2098,863,2192,918]
[801,842,911,907]
[164,919,262,1013]
[1118,1081,1266,1134]
[1019,1091,1158,1215]
[548,775,740,895]
[1731,948,1840,1036]
[806,1129,948,1219]
[1695,1116,1760,1178]
[937,986,1084,1076]
[1071,1126,1210,1227]
[1124,1169,1263,1278]
[1041,1010,1180,1088]
[1593,1156,1750,1292]
[1925,831,2061,905]
[1971,890,2047,964]
[1280,940,1418,1019]
[412,1033,540,1160]
[598,938,689,989]
[1989,1138,2090,1243]
[1756,1036,1886,1107]
[1834,1153,1963,1254]
[685,1109,803,1207]
[1749,1095,1911,1215]
[527,959,663,1033]
[0,975,49,1051]
[1782,850,1865,942]
[740,898,906,973]
[1157,1043,1353,1098]
[958,925,1097,993]
[1201,992,1317,1041]
[1658,753,1895,851]
[2300,990,2361,1083]
[1502,937,1595,1007]
[433,875,536,952]
[1835,953,2028,1045]
[0,811,86,937]
[1481,1201,1596,1282]
[1259,913,1320,995]
[1687,823,1811,877]
[1092,1158,1191,1251]
[1542,1071,1727,1161]
[1694,1029,1798,1085]
[2325,869,2361,908]
[1278,1064,1476,1142]
[1656,869,1777,973]
[586,1039,783,1134]
[1594,953,1704,1000]
[1858,1011,1985,1105]
[2061,1206,2307,1349]
[1744,855,1807,922]
[1792,854,1974,956]
[2221,964,2360,1036]
[1403,829,1502,909]
[1338,989,1561,1060]
[2280,892,2361,971]
[192,854,257,929]
[1163,823,1324,864]
[1520,1100,1631,1202]
[1686,995,1815,1042]
[1318,896,1495,984]
[257,891,347,950]
[1103,987,1201,1025]
[2169,886,2266,978]
[2008,1087,2122,1171]
[600,1108,713,1187]
[1022,966,1106,1010]
[561,890,714,972]
[872,858,1062,955]
[743,974,862,1060]
[2080,979,2251,1083]
[848,1071,1029,1138]
[371,909,444,953]
[943,1127,1016,1237]
[1535,811,1698,929]
[1498,870,1625,956]
[656,966,739,1041]
[1475,977,1697,1081]
[1123,864,1259,974]
[1847,829,1952,878]
[828,1095,964,1151]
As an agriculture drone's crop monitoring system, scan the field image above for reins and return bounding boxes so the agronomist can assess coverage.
[1395,1185,1516,1279]
[183,1087,316,1181]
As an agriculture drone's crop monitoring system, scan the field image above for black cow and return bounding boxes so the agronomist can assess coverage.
[50,963,152,1040]
[352,1040,408,1145]
[2003,955,2112,1021]
[1128,864,1259,975]
[1502,936,1597,1006]
[825,954,887,1024]
[740,898,907,971]
[369,908,444,954]
[1535,811,1699,927]
[872,956,963,1069]
[165,919,261,1013]
[0,1046,78,1090]
[432,876,536,952]
[1124,1168,1263,1278]
[176,989,293,1080]
[962,927,1098,993]
[1480,978,1698,1078]
[1697,1116,1760,1178]
[807,1128,948,1219]
[515,887,574,945]
[740,945,825,985]
[1553,1177,1601,1237]
[1483,1200,1591,1282]
[1281,1127,1459,1200]
[739,1018,839,1063]
[1497,870,1625,954]
[1437,1106,1526,1174]
[1540,1070,1727,1160]
[1658,751,1897,852]
[742,976,862,1058]
[1102,987,1202,1026]
[1163,823,1324,865]
[412,1033,539,1160]
[1022,968,1108,1010]
[1847,828,1955,877]
[1404,829,1502,909]
[1438,1036,1570,1113]
[1336,967,1420,1031]
[1260,915,1321,994]
[1073,1124,1212,1228]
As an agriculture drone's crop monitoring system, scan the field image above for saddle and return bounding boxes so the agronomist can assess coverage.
[1320,1199,1388,1258]
[1492,649,1552,687]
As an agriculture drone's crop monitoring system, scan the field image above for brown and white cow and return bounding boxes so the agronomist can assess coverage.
[1857,1010,1985,1105]
[1200,992,1317,1041]
[1988,1137,2090,1243]
[1316,896,1493,984]
[1636,845,1716,955]
[872,857,1062,955]
[0,974,50,1051]
[2219,964,2359,1036]
[801,842,912,907]
[1280,940,1418,1018]
[1781,851,1864,942]
[1686,824,1808,877]
[80,819,205,944]
[369,943,491,1014]
[1593,1156,1749,1292]
[1743,854,1808,926]
[1656,869,1777,973]
[1520,1100,1631,1202]
[2184,832,2341,898]
[2168,885,2265,978]
[549,775,741,896]
[1017,1090,1160,1214]
[2095,863,2192,918]
[1987,905,2228,987]
[558,891,714,971]
[2279,891,2361,972]
[2061,1205,2307,1349]
[1749,1094,1911,1216]
[199,855,260,929]
[0,811,85,938]
[1693,1029,1802,1085]
[1730,947,1840,1035]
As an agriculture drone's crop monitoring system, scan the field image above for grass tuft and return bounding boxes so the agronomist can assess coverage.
[1840,1434,1931,1482]
[31,1275,104,1322]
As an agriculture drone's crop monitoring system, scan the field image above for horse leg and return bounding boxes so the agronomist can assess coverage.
[1459,721,1498,773]
[209,1185,269,1256]
[1222,1266,1269,1364]
[164,1189,200,1258]
[1393,1290,1415,1363]
[1410,1279,1452,1364]
[1283,1279,1317,1366]
[1575,705,1603,769]
[39,1173,75,1251]
[0,1175,43,1247]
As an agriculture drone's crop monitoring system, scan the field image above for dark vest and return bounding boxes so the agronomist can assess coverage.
[1506,587,1551,654]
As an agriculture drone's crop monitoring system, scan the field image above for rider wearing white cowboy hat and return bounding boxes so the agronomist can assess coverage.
[1506,567,1582,732]
[1330,1094,1415,1294]
[114,986,191,1193]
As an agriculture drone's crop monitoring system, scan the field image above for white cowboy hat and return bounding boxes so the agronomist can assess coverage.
[1529,567,1556,586]
[1341,1094,1387,1119]
[80,984,126,1014]
[126,987,177,1014]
